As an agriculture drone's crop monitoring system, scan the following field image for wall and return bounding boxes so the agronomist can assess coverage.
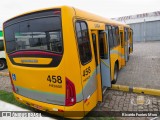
[129,20,160,42]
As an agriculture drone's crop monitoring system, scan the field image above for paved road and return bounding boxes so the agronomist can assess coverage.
[93,90,160,120]
[0,76,12,92]
[117,41,160,89]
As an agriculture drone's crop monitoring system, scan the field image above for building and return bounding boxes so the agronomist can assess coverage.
[113,11,160,42]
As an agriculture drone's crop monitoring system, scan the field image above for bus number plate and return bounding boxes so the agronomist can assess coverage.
[47,75,62,88]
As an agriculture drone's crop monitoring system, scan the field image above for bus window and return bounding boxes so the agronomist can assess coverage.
[112,26,120,47]
[92,33,98,66]
[106,25,114,49]
[99,32,108,59]
[99,32,104,59]
[75,21,92,65]
[120,32,123,47]
[49,31,62,52]
[115,27,120,45]
[4,16,63,54]
[112,26,117,46]
[124,28,128,41]
[127,29,129,40]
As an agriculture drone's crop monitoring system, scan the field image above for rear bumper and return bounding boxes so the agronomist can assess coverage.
[13,92,84,119]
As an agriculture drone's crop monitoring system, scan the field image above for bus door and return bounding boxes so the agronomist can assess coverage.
[91,31,102,101]
[120,30,125,66]
[99,30,111,89]
[124,28,129,62]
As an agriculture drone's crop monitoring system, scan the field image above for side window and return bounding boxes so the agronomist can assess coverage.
[76,21,92,65]
[115,27,120,45]
[112,26,120,47]
[92,33,98,66]
[125,28,128,41]
[127,29,129,40]
[99,32,105,59]
[120,32,123,47]
[99,32,108,59]
[128,30,131,39]
[107,25,114,49]
[112,26,117,46]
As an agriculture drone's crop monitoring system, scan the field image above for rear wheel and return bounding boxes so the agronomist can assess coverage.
[112,63,118,84]
[0,60,7,70]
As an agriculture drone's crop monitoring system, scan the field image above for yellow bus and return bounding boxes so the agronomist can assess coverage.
[3,6,133,118]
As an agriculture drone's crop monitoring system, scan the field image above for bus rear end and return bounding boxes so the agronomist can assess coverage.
[3,8,84,118]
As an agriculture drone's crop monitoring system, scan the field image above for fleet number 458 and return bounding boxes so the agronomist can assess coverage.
[47,75,62,84]
[83,66,91,77]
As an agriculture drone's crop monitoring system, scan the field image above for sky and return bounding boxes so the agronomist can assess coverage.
[0,0,160,29]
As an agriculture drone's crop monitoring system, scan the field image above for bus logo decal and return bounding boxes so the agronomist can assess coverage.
[94,24,100,28]
[21,59,38,63]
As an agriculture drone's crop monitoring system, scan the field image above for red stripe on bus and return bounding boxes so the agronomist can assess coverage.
[9,51,62,57]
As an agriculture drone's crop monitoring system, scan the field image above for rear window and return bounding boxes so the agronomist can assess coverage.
[4,10,62,54]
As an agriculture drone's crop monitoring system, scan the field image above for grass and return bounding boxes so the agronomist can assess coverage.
[0,90,33,110]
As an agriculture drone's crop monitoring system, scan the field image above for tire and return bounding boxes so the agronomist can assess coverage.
[111,64,119,84]
[0,60,6,70]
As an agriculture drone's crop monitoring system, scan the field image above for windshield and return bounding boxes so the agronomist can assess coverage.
[4,16,62,54]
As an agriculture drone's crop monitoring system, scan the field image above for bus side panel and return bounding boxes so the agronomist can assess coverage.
[80,53,98,115]
[76,20,98,114]
[110,46,119,81]
[62,6,84,117]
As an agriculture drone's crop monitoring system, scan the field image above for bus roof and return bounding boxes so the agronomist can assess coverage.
[4,6,130,28]
[73,7,129,28]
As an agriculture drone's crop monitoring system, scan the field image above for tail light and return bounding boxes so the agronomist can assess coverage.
[9,72,16,93]
[65,77,76,106]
